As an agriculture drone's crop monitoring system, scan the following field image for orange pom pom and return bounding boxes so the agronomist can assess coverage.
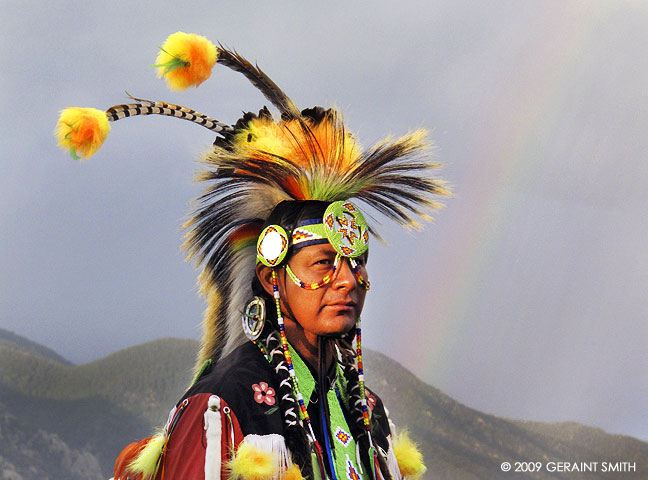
[154,31,218,91]
[55,107,111,160]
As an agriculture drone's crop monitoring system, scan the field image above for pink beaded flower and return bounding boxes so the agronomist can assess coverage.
[365,389,377,411]
[252,382,276,406]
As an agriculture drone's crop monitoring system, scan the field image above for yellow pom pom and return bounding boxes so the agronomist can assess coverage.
[393,431,427,479]
[154,31,218,91]
[55,107,110,160]
[227,442,278,480]
[128,431,166,478]
[283,464,305,480]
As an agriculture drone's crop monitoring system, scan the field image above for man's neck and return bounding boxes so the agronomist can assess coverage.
[283,319,334,374]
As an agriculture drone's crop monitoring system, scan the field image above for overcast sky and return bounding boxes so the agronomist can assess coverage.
[2,1,647,442]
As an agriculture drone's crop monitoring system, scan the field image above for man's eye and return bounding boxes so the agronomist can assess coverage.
[314,258,331,266]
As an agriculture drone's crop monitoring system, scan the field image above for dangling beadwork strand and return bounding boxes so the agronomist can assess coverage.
[357,316,385,479]
[355,317,371,431]
[271,271,319,436]
[271,270,328,475]
[252,339,271,362]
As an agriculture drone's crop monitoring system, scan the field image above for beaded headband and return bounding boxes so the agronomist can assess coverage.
[257,201,369,264]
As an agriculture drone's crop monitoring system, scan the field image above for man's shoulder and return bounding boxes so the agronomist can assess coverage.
[184,341,276,399]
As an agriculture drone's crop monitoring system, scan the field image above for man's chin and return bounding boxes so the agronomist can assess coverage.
[321,318,357,337]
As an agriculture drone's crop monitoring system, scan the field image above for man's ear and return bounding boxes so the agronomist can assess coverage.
[255,263,275,297]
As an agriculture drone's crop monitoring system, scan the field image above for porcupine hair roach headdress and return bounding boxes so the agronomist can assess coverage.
[55,31,451,373]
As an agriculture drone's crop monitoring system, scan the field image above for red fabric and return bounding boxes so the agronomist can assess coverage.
[154,393,244,480]
[113,394,244,480]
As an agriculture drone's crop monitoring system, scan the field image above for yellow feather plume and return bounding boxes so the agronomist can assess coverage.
[393,431,427,479]
[283,464,305,480]
[227,441,278,480]
[128,431,166,479]
[155,31,218,91]
[232,115,361,172]
[55,107,110,160]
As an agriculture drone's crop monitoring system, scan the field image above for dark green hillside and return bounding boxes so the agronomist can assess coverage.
[0,340,69,393]
[0,382,149,476]
[0,327,71,365]
[512,420,648,470]
[0,403,104,480]
[74,337,198,424]
[0,336,197,476]
[0,337,197,424]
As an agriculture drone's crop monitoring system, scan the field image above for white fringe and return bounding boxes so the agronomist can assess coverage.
[242,433,292,478]
[204,395,223,480]
[356,441,364,474]
[163,404,177,435]
[385,433,403,480]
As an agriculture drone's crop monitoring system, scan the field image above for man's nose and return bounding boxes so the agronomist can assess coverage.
[332,257,357,289]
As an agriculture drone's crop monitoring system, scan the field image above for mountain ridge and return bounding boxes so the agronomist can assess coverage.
[0,327,71,365]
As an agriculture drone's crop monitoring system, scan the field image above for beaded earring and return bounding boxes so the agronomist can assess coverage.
[242,296,266,341]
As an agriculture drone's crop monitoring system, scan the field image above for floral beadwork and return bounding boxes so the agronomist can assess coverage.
[365,389,377,411]
[252,382,276,405]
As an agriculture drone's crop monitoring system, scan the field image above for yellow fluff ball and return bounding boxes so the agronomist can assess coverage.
[128,431,166,479]
[393,431,427,479]
[283,464,305,480]
[55,107,110,160]
[155,31,218,91]
[227,442,278,480]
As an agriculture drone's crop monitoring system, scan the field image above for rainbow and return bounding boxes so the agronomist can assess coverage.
[400,2,614,384]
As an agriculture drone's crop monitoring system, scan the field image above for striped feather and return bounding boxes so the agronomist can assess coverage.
[106,94,231,133]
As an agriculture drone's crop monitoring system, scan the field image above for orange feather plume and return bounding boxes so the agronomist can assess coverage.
[55,107,111,160]
[155,31,218,91]
[113,437,150,480]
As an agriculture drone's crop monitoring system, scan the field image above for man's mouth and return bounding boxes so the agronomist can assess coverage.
[325,301,357,311]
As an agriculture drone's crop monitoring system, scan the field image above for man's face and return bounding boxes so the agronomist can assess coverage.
[278,243,368,340]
